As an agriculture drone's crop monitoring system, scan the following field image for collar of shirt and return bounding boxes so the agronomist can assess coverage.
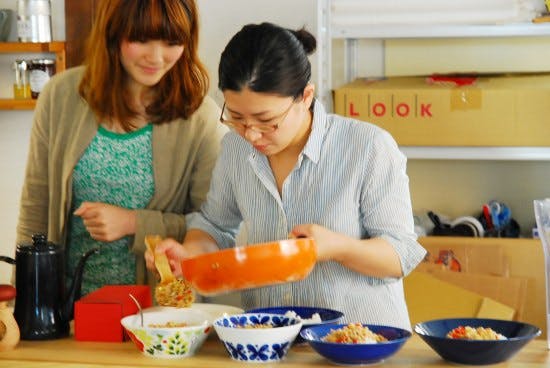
[300,99,327,165]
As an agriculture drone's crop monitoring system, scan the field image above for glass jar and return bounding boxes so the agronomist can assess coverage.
[16,0,52,43]
[13,59,31,99]
[28,58,55,99]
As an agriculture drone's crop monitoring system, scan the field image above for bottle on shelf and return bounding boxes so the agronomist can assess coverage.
[13,59,31,99]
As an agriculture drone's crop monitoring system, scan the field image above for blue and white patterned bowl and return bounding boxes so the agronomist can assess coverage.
[213,313,303,363]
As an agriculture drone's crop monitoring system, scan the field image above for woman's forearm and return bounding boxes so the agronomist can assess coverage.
[332,237,403,278]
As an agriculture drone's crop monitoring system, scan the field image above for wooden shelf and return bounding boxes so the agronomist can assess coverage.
[0,41,65,110]
[0,41,65,53]
[0,99,36,110]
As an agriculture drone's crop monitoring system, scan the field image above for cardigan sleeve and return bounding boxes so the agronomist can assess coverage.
[131,97,227,254]
[16,76,54,245]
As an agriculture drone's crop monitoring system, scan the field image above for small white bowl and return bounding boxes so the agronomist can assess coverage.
[121,308,212,359]
[213,313,302,363]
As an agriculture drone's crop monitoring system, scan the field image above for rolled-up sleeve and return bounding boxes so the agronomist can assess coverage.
[360,129,426,276]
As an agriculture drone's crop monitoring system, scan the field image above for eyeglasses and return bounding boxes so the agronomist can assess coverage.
[219,100,295,134]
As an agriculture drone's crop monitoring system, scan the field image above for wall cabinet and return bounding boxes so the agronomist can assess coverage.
[0,41,66,110]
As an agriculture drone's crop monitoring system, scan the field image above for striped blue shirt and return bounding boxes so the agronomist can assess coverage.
[187,100,426,330]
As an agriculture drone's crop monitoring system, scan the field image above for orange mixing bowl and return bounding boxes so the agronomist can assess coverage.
[181,238,317,296]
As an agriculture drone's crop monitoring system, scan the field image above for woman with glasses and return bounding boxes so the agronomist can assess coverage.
[146,22,426,330]
[16,0,226,295]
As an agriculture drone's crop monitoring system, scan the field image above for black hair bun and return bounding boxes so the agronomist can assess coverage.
[292,28,317,55]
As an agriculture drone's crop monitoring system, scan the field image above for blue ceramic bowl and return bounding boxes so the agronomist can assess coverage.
[213,313,302,363]
[246,306,344,344]
[300,323,411,365]
[414,318,541,365]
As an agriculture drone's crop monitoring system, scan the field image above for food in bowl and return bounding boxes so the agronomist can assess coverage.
[147,321,190,328]
[235,323,274,329]
[301,323,411,365]
[246,306,344,344]
[121,308,212,358]
[446,325,506,340]
[213,313,302,363]
[284,310,322,324]
[181,238,316,295]
[323,323,387,344]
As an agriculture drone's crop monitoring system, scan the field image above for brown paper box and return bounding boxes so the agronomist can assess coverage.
[333,74,550,146]
[404,272,515,326]
[416,264,528,320]
[417,236,546,338]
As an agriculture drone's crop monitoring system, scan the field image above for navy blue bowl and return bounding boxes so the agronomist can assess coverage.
[246,306,344,344]
[300,323,411,365]
[414,318,541,365]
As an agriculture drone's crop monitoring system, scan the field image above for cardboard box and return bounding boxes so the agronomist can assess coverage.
[418,236,546,338]
[74,285,152,342]
[333,74,550,146]
[416,263,528,320]
[404,272,516,326]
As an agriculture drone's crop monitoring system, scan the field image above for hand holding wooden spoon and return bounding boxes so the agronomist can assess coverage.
[145,235,194,308]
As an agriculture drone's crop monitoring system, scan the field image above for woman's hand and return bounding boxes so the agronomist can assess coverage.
[145,238,189,277]
[290,223,402,278]
[290,224,351,261]
[74,201,136,242]
[144,230,220,278]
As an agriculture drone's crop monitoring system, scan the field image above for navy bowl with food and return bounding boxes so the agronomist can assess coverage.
[414,318,541,365]
[246,306,344,344]
[300,323,411,365]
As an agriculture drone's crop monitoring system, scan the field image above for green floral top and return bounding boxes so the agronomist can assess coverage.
[67,124,154,295]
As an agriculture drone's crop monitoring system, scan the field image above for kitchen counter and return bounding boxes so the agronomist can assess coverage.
[0,335,548,367]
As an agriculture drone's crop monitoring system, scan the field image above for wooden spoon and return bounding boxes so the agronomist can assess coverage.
[145,235,194,308]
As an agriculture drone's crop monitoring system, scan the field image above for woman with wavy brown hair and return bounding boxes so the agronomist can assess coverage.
[17,0,226,295]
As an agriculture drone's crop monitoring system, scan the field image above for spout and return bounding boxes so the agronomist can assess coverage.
[0,256,15,265]
[62,247,99,322]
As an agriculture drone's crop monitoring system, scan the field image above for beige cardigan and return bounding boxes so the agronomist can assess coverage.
[16,66,227,285]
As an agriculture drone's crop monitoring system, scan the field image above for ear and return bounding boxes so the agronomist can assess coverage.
[302,83,315,108]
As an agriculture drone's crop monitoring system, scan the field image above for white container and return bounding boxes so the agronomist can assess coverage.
[16,0,52,43]
[533,198,550,350]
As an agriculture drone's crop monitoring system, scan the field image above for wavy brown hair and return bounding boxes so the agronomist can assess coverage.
[79,0,209,130]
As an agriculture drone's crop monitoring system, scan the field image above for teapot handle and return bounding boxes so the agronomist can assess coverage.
[0,256,15,265]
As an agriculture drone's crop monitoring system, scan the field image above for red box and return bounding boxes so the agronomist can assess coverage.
[74,285,152,342]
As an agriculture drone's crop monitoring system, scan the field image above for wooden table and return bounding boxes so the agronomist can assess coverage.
[0,335,548,367]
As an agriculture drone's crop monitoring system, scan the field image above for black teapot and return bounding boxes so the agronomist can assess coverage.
[0,233,98,340]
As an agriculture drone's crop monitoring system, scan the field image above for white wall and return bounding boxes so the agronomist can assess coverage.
[197,0,319,104]
[0,0,64,283]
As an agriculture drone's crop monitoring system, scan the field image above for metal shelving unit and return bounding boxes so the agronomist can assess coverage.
[316,0,550,160]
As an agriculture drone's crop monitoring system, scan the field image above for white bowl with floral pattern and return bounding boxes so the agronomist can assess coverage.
[121,308,212,358]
